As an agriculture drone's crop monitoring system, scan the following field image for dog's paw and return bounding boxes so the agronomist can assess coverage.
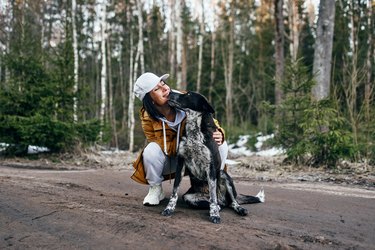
[209,215,221,224]
[235,206,248,216]
[161,208,174,217]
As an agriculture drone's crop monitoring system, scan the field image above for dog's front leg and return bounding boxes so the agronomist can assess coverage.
[162,156,185,217]
[207,168,221,224]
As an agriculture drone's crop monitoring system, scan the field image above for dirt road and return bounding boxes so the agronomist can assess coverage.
[1,164,374,250]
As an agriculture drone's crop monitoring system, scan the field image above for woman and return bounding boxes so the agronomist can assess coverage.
[131,72,228,206]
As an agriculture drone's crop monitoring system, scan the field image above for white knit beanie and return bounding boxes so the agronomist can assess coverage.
[134,72,169,101]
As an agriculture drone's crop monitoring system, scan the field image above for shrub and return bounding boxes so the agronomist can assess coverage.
[0,50,101,156]
[299,100,356,167]
[0,114,101,155]
[274,59,356,167]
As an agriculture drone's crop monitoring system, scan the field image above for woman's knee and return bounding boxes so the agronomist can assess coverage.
[143,142,162,160]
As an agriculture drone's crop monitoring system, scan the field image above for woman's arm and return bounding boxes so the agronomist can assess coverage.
[140,108,157,142]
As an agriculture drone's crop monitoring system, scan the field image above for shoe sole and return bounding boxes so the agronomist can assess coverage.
[143,202,158,206]
[143,194,165,206]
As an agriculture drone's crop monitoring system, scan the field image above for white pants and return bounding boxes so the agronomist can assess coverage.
[143,141,229,186]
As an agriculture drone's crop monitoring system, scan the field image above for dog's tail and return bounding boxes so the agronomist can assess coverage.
[237,188,265,204]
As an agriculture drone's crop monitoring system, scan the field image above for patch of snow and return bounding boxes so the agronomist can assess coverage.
[228,133,284,157]
[255,134,274,150]
[1,143,50,154]
[27,145,50,154]
[235,135,250,147]
[0,143,8,152]
[255,147,285,157]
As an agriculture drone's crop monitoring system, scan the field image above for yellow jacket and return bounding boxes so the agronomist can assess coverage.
[131,107,225,185]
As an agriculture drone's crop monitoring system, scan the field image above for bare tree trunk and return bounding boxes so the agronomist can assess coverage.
[365,0,373,123]
[0,49,2,83]
[274,0,285,106]
[121,3,131,142]
[181,36,187,89]
[16,0,26,92]
[287,0,301,62]
[364,0,373,165]
[312,0,336,101]
[95,48,100,120]
[196,0,204,92]
[225,2,235,128]
[168,0,176,77]
[347,0,358,141]
[209,31,216,104]
[208,1,217,103]
[175,0,183,89]
[128,31,135,151]
[136,0,145,73]
[128,0,145,152]
[1,1,12,84]
[71,0,79,122]
[39,1,45,55]
[119,47,127,136]
[99,1,107,141]
[128,45,140,152]
[107,38,118,150]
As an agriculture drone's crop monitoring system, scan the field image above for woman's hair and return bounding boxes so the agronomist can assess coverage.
[143,93,164,120]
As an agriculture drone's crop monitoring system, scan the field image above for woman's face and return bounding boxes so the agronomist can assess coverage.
[149,81,171,106]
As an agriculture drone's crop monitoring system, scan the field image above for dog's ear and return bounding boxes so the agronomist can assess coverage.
[201,97,215,114]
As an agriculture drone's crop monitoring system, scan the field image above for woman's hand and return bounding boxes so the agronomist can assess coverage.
[213,129,223,146]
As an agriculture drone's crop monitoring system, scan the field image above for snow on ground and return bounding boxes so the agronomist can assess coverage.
[0,143,50,154]
[27,145,50,154]
[227,134,284,164]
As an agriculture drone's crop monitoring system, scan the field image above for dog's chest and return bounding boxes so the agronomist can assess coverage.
[179,111,211,178]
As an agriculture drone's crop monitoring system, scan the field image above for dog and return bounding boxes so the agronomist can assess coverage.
[161,91,264,223]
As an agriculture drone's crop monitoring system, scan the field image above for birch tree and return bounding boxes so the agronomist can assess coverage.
[99,1,107,140]
[107,38,118,149]
[175,0,185,89]
[128,29,135,151]
[365,0,374,123]
[287,0,301,62]
[136,0,145,74]
[71,0,79,122]
[223,1,235,128]
[274,0,285,106]
[312,0,336,100]
[196,0,204,92]
[168,0,176,78]
[364,0,374,163]
[128,0,145,152]
[0,1,12,84]
[209,31,216,104]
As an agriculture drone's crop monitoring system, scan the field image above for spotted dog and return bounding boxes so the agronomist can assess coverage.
[162,91,264,223]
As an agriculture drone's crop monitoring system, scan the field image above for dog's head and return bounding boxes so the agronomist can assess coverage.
[168,91,215,114]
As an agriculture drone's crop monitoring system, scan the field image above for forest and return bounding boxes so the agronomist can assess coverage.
[0,0,374,167]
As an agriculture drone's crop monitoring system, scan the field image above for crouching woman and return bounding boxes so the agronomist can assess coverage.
[131,72,228,206]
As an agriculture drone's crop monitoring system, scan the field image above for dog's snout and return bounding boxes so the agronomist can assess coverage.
[169,91,183,102]
[168,92,177,100]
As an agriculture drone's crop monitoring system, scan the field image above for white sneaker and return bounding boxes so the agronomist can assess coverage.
[143,184,165,206]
